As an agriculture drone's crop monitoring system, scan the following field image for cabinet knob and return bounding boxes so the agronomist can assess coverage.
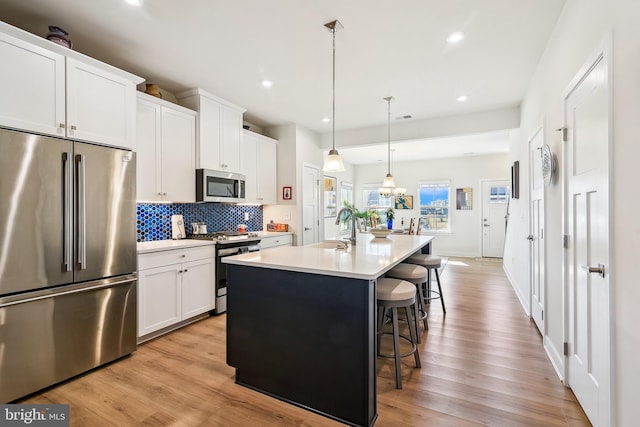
[162,192,167,196]
[70,125,77,131]
[181,254,186,258]
[183,269,188,273]
[59,123,66,129]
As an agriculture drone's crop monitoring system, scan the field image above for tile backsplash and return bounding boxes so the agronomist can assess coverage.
[137,203,263,242]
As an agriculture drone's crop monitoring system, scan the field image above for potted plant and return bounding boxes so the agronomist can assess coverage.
[385,207,395,230]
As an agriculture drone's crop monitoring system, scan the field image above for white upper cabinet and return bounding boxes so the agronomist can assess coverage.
[66,58,137,148]
[0,31,65,136]
[176,88,246,173]
[136,93,196,202]
[241,130,277,205]
[0,22,142,149]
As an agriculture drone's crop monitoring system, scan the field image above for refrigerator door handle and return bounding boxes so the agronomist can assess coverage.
[76,153,86,270]
[62,152,73,272]
[0,274,137,309]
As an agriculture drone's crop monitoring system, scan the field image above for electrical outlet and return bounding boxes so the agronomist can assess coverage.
[244,212,249,221]
[284,211,291,220]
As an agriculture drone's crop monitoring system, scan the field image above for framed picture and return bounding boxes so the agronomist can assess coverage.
[394,195,413,210]
[283,186,292,200]
[456,188,473,210]
[323,176,337,217]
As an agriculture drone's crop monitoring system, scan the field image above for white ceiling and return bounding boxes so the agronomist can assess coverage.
[0,0,565,161]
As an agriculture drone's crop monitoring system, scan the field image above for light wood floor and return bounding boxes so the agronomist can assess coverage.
[20,257,591,426]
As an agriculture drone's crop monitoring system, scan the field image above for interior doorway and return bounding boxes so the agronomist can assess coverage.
[528,127,545,334]
[301,165,320,245]
[481,180,510,258]
[563,38,612,426]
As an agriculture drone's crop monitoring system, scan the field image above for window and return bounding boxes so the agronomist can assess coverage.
[339,182,353,234]
[489,185,510,203]
[363,184,392,220]
[418,182,451,233]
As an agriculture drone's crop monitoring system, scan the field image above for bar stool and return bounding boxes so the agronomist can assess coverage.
[406,254,446,313]
[385,263,429,340]
[376,278,421,389]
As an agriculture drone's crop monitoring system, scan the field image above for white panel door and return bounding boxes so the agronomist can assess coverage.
[565,48,611,427]
[302,165,320,245]
[529,128,545,333]
[481,180,509,258]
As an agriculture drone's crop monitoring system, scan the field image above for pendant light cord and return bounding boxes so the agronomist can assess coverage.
[387,97,391,175]
[332,27,336,151]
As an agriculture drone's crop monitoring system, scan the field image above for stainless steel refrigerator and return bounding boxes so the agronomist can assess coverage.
[0,127,137,403]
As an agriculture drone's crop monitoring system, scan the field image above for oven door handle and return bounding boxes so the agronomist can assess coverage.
[218,247,241,257]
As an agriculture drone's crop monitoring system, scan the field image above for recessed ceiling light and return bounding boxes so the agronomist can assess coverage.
[124,0,143,6]
[457,95,468,102]
[446,31,465,44]
[261,79,273,88]
[321,117,330,123]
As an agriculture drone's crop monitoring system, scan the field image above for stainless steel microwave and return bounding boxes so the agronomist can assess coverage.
[196,169,246,203]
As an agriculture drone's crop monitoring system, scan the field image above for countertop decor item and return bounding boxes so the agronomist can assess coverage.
[321,19,346,173]
[371,228,392,238]
[46,25,72,49]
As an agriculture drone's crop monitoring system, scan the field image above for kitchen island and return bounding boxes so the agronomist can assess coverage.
[223,234,433,427]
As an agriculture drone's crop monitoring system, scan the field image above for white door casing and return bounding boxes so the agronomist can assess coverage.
[302,165,320,245]
[529,127,545,334]
[481,180,509,258]
[563,39,612,427]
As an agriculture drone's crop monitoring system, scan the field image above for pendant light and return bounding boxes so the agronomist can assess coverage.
[379,96,405,197]
[322,20,346,173]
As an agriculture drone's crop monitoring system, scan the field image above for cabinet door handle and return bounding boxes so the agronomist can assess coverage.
[59,123,66,129]
[181,254,186,258]
[183,269,188,273]
[70,125,77,131]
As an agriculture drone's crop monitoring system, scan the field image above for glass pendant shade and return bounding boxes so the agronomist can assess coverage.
[323,149,346,172]
[382,173,396,188]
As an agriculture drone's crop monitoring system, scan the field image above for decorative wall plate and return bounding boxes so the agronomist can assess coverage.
[542,144,555,185]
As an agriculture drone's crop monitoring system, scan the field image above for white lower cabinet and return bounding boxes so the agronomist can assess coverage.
[138,245,215,338]
[259,234,293,250]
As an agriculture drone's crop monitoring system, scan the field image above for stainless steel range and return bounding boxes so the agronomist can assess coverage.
[189,232,261,314]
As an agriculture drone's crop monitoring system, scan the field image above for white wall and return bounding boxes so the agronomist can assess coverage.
[353,153,510,257]
[503,0,640,424]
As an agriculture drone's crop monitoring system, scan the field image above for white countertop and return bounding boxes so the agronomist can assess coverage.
[222,234,434,280]
[137,239,215,254]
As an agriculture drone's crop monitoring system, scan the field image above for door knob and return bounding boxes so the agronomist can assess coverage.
[526,235,534,241]
[582,264,605,278]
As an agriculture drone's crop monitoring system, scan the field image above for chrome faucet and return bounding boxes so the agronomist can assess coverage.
[335,207,357,246]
